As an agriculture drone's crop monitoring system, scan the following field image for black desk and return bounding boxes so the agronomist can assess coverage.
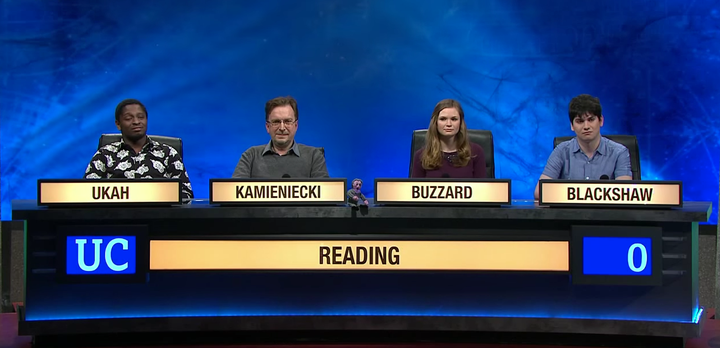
[12,199,712,347]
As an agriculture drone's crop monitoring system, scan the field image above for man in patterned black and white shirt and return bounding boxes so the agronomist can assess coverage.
[84,99,194,201]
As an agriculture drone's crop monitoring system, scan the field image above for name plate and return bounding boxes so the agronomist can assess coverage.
[149,240,569,271]
[209,178,346,205]
[38,179,182,206]
[539,180,683,207]
[373,178,511,205]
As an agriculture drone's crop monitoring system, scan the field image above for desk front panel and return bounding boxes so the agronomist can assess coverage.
[19,213,700,324]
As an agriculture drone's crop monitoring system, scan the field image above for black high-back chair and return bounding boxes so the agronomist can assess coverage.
[552,135,641,180]
[97,134,184,159]
[409,129,495,178]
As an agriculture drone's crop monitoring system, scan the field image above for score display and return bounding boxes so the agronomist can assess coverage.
[571,226,662,286]
[582,237,651,276]
[52,222,665,287]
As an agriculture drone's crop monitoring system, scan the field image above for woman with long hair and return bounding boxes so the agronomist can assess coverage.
[411,99,487,178]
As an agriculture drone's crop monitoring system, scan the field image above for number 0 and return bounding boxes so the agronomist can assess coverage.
[627,243,648,272]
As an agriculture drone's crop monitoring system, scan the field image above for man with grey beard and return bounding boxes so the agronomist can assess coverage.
[232,96,329,178]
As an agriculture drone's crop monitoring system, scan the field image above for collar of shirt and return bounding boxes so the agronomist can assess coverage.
[262,140,300,157]
[571,136,607,157]
[118,136,163,154]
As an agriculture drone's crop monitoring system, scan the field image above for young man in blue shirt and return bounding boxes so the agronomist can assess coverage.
[534,94,632,199]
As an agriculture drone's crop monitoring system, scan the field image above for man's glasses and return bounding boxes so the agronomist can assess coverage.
[267,119,296,128]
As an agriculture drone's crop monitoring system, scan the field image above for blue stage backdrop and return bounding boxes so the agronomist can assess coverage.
[1,0,719,222]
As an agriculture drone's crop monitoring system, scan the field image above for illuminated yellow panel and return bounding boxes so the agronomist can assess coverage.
[150,240,569,271]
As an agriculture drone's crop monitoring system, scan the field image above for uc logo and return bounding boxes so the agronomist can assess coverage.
[66,236,136,274]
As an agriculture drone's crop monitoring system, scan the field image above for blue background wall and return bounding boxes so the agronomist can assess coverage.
[1,0,719,222]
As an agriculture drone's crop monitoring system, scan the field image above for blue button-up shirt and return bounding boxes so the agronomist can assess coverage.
[542,137,632,180]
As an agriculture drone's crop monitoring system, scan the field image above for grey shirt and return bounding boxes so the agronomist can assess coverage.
[232,141,330,178]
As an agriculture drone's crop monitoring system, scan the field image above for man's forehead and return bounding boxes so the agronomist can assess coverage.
[270,106,294,116]
[122,105,144,114]
[574,113,598,120]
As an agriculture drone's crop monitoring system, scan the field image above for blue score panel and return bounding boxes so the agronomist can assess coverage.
[583,237,652,276]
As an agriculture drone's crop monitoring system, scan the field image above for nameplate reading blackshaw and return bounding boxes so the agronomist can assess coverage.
[149,240,569,271]
[209,178,346,204]
[374,179,511,205]
[37,179,181,205]
[539,180,682,207]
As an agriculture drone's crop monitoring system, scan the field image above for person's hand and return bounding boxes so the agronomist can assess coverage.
[353,195,358,200]
[364,200,369,205]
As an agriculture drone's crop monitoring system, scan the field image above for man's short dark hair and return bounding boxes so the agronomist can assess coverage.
[115,99,148,121]
[568,94,602,123]
[265,96,298,121]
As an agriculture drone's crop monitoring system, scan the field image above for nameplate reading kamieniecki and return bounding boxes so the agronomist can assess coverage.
[209,179,346,205]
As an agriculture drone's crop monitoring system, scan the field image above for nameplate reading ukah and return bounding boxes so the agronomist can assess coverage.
[38,179,181,206]
[374,178,511,205]
[539,180,682,207]
[210,178,346,205]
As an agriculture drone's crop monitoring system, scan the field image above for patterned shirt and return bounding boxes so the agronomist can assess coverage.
[83,137,194,200]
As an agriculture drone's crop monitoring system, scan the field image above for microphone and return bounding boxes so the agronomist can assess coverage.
[441,173,450,178]
[282,174,291,178]
[599,175,609,180]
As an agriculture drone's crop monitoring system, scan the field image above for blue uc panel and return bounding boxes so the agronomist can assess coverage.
[66,236,137,275]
